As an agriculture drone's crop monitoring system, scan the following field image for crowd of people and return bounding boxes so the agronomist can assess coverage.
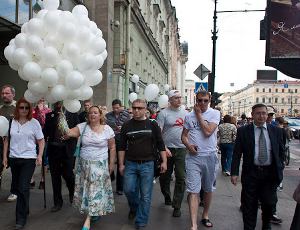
[0,84,299,230]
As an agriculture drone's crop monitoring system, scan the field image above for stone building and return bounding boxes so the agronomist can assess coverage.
[219,80,300,117]
[0,0,188,108]
[184,79,195,109]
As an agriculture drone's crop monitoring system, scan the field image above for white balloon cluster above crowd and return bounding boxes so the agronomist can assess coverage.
[4,0,107,113]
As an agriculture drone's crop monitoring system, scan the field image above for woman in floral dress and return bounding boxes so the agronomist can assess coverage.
[65,106,116,230]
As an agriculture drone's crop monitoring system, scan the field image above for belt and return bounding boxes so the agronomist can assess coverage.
[128,160,152,164]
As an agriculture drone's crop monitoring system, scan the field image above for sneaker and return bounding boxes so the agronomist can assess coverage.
[225,171,231,176]
[7,194,17,202]
[172,208,181,217]
[270,215,282,224]
[165,197,172,206]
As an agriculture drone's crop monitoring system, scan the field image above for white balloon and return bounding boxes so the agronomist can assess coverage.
[45,91,57,104]
[36,9,48,19]
[131,74,139,84]
[79,85,93,100]
[76,53,96,72]
[144,84,159,101]
[9,61,19,71]
[27,18,45,37]
[60,11,75,24]
[15,33,27,48]
[89,21,98,32]
[66,88,81,99]
[26,35,44,55]
[58,22,77,42]
[95,28,103,37]
[136,85,140,92]
[158,94,169,108]
[94,55,104,69]
[63,99,81,113]
[44,10,61,32]
[9,38,15,46]
[0,116,9,136]
[28,80,48,95]
[50,85,67,101]
[84,70,103,86]
[4,45,16,61]
[76,26,91,43]
[65,71,84,90]
[23,62,42,81]
[41,46,59,67]
[164,84,170,92]
[43,0,60,10]
[21,22,28,33]
[78,16,90,27]
[62,42,80,61]
[56,60,73,77]
[100,49,108,61]
[18,68,28,81]
[13,48,32,66]
[41,68,59,87]
[44,34,63,51]
[24,89,41,103]
[129,92,138,103]
[72,5,89,17]
[89,37,106,55]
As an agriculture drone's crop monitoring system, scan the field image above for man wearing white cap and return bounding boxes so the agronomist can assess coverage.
[157,90,188,217]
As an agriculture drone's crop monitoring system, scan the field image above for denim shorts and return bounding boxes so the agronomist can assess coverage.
[185,153,219,193]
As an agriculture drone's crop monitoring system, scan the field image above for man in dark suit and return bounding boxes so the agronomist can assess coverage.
[43,101,79,212]
[231,103,285,230]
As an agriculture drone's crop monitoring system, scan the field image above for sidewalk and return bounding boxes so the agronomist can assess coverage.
[0,162,297,230]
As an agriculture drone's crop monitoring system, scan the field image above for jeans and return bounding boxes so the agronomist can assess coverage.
[10,158,36,226]
[159,148,186,209]
[220,143,234,172]
[123,160,154,227]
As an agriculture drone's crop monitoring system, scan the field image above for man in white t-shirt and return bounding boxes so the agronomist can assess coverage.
[181,90,220,230]
[157,90,188,217]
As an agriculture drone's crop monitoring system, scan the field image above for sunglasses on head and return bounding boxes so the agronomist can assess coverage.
[196,98,209,103]
[19,106,29,110]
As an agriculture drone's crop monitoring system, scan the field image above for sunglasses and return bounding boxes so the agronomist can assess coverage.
[132,106,145,110]
[19,106,29,110]
[196,99,209,103]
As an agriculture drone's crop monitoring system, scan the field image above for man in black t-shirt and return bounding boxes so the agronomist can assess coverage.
[118,99,167,230]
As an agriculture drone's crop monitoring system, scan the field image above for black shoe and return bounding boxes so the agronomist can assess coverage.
[15,224,24,230]
[69,194,74,204]
[117,191,123,195]
[128,210,136,220]
[172,208,181,217]
[135,225,146,229]
[199,201,204,207]
[50,205,62,212]
[270,215,282,224]
[165,198,172,206]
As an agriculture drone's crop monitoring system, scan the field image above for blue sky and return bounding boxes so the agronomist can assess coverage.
[0,0,30,23]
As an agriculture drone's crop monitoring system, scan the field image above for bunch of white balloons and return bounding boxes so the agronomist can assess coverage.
[4,0,107,113]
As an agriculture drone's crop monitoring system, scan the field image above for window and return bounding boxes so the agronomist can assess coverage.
[295,89,298,93]
[269,88,271,93]
[269,98,271,103]
[281,98,284,103]
[295,98,298,104]
[282,89,284,93]
[185,89,188,93]
[288,98,291,103]
[289,89,291,93]
[275,89,278,93]
[281,109,284,113]
[275,98,278,103]
[256,88,259,92]
[262,98,265,103]
[256,98,259,103]
[262,88,265,93]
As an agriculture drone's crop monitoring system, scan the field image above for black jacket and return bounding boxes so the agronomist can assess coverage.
[231,123,285,185]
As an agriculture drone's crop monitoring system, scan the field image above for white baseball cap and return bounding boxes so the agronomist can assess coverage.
[168,90,181,98]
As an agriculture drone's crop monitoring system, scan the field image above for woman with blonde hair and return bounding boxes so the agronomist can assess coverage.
[64,106,116,230]
[2,98,44,229]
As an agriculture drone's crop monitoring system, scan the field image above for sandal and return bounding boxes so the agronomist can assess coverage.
[201,219,213,228]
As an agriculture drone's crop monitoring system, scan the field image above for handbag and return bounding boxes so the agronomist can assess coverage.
[293,182,300,203]
[74,123,87,157]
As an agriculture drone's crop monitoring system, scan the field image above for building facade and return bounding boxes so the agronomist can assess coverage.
[184,79,195,109]
[0,0,188,108]
[219,80,300,117]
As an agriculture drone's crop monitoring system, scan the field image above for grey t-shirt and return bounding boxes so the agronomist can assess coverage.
[157,106,188,148]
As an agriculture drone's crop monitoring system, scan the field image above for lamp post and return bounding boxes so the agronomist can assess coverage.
[290,90,293,116]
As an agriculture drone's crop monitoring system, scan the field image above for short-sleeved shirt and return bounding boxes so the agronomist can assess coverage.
[9,118,44,159]
[218,123,237,144]
[184,108,220,156]
[156,106,188,148]
[77,122,115,161]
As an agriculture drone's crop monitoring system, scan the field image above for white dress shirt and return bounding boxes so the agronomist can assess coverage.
[253,123,272,166]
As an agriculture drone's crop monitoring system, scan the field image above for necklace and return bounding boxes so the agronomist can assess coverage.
[17,119,28,133]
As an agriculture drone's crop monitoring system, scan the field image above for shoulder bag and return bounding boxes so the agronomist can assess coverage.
[74,123,88,157]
